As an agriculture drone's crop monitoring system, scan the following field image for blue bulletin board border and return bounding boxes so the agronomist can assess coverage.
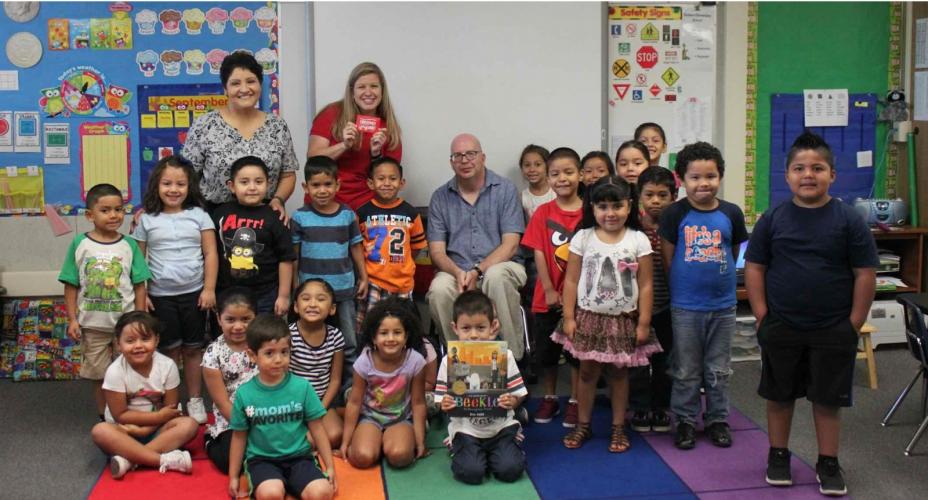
[0,1,278,216]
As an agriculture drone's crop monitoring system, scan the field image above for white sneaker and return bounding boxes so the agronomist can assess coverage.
[110,455,135,479]
[187,397,208,424]
[159,450,192,474]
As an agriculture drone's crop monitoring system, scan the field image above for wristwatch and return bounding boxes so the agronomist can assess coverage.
[472,263,484,281]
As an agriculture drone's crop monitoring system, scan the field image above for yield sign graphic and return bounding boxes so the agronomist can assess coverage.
[613,83,631,100]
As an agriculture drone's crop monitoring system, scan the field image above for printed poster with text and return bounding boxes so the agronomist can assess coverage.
[607,4,716,159]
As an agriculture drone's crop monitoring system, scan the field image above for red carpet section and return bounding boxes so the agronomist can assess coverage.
[88,425,386,500]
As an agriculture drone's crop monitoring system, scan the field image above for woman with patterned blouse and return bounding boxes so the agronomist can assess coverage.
[182,52,299,220]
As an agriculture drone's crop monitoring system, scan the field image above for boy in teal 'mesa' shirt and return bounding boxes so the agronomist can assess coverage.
[59,183,152,417]
[228,315,335,500]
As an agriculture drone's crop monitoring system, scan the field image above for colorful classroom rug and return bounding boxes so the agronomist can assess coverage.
[87,398,828,499]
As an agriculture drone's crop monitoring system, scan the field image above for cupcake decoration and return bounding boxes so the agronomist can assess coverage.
[159,9,181,35]
[206,48,228,75]
[160,50,183,77]
[205,7,228,35]
[229,7,253,34]
[134,9,157,35]
[255,48,277,75]
[254,6,277,33]
[183,49,206,76]
[182,8,205,35]
[135,50,159,77]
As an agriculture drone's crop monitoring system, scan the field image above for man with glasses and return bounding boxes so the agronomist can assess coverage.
[426,133,527,360]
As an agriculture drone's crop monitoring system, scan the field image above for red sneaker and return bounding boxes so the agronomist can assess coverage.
[563,399,579,428]
[534,397,560,424]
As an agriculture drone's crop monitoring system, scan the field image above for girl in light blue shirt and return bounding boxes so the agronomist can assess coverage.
[133,155,218,424]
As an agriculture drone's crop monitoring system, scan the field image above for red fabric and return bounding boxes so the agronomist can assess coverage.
[307,103,403,210]
[521,200,583,313]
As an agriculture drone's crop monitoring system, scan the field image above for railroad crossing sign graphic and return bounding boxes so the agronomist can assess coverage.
[662,67,680,86]
[612,58,631,78]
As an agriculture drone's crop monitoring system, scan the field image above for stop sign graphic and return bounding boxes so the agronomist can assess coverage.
[636,46,658,69]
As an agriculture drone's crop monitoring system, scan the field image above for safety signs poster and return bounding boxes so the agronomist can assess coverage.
[607,4,716,160]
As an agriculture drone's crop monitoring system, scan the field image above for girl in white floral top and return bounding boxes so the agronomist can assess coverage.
[200,288,257,473]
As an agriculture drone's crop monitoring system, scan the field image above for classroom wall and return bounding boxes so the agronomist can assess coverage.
[0,1,750,295]
[312,1,604,207]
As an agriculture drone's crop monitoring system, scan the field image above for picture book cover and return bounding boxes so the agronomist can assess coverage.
[446,340,508,418]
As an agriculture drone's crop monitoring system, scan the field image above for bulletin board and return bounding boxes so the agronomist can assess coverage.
[605,3,716,161]
[751,2,890,219]
[0,1,279,215]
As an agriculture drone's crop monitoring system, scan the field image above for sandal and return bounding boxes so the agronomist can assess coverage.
[609,424,630,453]
[563,422,592,449]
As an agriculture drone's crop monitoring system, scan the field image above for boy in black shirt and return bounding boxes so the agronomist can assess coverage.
[745,132,878,496]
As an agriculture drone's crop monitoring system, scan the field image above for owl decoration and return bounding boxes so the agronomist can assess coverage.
[39,87,66,118]
[105,85,132,115]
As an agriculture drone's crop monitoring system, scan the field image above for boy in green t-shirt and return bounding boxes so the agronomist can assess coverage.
[228,315,335,500]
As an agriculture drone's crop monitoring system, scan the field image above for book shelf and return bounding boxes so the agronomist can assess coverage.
[872,226,926,294]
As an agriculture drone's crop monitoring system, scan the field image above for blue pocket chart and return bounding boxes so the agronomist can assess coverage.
[769,93,877,208]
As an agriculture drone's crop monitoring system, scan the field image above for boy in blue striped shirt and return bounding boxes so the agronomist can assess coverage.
[292,156,368,368]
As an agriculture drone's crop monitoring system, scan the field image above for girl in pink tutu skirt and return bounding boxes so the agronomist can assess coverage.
[553,175,662,453]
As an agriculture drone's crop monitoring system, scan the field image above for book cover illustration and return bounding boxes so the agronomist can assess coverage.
[446,340,508,418]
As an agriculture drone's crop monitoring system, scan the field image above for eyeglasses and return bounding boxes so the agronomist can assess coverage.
[450,150,481,163]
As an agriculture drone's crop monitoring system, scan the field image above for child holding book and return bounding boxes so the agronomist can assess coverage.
[436,290,528,484]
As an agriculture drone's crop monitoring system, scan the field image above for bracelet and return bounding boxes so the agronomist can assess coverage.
[272,196,285,205]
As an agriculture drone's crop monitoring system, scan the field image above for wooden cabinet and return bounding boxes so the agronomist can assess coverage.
[872,226,926,294]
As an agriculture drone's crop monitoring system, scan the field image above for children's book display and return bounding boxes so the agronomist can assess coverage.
[445,340,508,418]
[0,298,80,381]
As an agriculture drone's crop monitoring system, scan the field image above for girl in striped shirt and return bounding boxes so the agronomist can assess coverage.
[289,278,346,449]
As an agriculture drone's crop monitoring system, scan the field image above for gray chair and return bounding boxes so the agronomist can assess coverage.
[881,294,928,455]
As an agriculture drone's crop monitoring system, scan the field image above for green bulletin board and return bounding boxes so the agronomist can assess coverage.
[754,2,890,216]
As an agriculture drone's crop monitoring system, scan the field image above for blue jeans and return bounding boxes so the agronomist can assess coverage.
[670,306,736,425]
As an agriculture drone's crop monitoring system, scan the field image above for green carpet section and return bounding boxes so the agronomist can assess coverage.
[382,447,540,500]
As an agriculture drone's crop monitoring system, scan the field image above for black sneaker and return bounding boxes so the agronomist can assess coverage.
[515,406,529,426]
[816,457,847,496]
[706,422,732,448]
[651,410,672,433]
[630,411,651,432]
[765,448,793,486]
[674,422,696,450]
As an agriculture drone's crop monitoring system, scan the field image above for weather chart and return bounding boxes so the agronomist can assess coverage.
[0,1,279,216]
[607,3,716,160]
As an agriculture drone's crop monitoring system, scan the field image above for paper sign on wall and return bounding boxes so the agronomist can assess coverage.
[803,89,848,127]
[0,111,12,152]
[79,121,130,201]
[13,111,40,152]
[43,123,70,164]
